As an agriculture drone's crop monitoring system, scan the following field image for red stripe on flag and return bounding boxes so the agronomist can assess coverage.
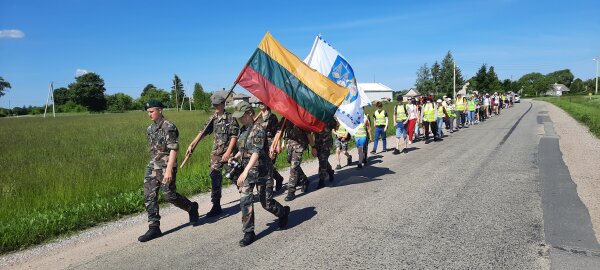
[238,65,325,132]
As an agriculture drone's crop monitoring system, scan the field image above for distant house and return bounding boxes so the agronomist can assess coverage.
[545,83,570,96]
[358,83,394,102]
[403,88,421,101]
[232,93,250,106]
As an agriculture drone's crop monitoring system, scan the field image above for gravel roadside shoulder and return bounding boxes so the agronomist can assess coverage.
[540,100,600,242]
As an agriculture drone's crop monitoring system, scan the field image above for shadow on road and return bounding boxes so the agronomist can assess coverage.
[254,206,317,243]
[193,202,241,227]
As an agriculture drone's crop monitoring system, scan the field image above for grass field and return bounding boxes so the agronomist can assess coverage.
[0,102,400,254]
[536,95,600,138]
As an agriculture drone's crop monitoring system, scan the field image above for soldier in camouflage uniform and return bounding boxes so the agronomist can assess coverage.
[311,121,336,189]
[255,102,284,191]
[186,92,239,217]
[139,100,199,242]
[281,120,313,201]
[231,101,290,247]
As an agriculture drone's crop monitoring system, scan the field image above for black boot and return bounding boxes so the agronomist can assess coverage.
[239,231,256,247]
[138,226,162,242]
[189,202,199,224]
[206,201,222,217]
[278,206,290,229]
[328,169,334,182]
[347,156,352,166]
[301,177,309,193]
[285,191,295,201]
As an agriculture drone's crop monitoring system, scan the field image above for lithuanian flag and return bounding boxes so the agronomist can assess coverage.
[237,32,349,132]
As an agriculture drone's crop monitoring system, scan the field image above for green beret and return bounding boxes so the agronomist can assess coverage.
[144,99,164,109]
[232,101,252,118]
[211,92,226,105]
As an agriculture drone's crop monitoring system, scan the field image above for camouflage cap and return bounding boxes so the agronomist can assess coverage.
[211,92,226,105]
[144,99,164,109]
[232,101,253,118]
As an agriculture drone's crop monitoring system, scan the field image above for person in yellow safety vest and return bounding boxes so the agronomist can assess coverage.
[446,98,457,133]
[467,95,476,126]
[393,95,409,154]
[354,113,371,169]
[436,99,449,139]
[420,97,439,143]
[333,120,352,170]
[371,101,389,154]
[455,94,467,129]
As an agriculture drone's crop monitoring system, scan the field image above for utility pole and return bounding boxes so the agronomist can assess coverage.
[44,81,55,118]
[594,56,599,95]
[453,64,457,100]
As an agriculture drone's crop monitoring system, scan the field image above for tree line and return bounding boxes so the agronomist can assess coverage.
[0,73,215,117]
[415,51,597,97]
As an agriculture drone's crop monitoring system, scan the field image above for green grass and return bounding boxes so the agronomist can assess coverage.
[536,95,600,138]
[0,102,403,254]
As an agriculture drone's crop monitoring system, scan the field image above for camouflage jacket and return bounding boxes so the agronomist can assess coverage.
[256,111,279,139]
[284,121,308,152]
[147,118,179,168]
[203,112,240,156]
[237,123,269,178]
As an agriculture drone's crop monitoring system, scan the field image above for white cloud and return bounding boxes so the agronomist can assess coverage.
[0,29,25,39]
[75,69,89,77]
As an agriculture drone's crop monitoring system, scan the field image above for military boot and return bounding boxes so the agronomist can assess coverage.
[278,206,290,229]
[138,226,162,242]
[328,169,335,182]
[347,156,352,166]
[274,174,284,191]
[206,201,222,217]
[239,231,256,247]
[285,191,295,201]
[189,202,199,224]
[301,176,309,193]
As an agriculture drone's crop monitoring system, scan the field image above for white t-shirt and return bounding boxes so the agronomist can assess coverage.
[406,104,418,120]
[484,97,490,106]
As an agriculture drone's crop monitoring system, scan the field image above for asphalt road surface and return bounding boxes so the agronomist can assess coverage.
[5,101,600,269]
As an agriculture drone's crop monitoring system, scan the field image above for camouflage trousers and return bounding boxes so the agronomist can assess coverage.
[317,146,333,181]
[240,177,285,233]
[286,146,306,192]
[209,154,225,203]
[144,161,192,227]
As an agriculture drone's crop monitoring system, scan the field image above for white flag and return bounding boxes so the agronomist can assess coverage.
[304,36,370,135]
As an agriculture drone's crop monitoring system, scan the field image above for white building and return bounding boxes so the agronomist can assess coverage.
[545,83,570,96]
[358,83,394,102]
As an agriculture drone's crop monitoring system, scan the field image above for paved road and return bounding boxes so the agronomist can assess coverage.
[7,101,600,269]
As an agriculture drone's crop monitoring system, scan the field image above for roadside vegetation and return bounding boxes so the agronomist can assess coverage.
[536,95,600,138]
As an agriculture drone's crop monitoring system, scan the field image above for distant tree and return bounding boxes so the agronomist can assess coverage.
[0,76,12,98]
[415,63,433,95]
[485,66,502,92]
[139,87,171,108]
[171,75,184,111]
[570,78,585,93]
[469,64,488,92]
[440,51,464,97]
[106,93,134,112]
[192,82,211,111]
[141,84,157,97]
[53,87,73,106]
[518,72,550,96]
[68,72,107,112]
[546,69,574,87]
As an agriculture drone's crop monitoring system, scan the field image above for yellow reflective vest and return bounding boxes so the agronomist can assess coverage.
[395,104,407,121]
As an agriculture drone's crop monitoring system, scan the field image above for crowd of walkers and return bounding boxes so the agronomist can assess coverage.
[138,91,517,247]
[332,92,517,169]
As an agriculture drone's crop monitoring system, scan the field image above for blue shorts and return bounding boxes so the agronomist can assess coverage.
[395,122,407,139]
[355,137,367,147]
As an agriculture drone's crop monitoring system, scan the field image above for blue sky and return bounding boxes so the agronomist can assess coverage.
[1,0,599,107]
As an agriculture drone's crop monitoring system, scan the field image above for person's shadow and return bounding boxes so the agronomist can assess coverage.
[255,206,317,241]
[193,201,241,227]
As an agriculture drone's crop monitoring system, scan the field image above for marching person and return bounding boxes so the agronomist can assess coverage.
[420,97,439,143]
[362,113,373,165]
[393,95,409,154]
[446,98,457,133]
[281,119,313,201]
[371,101,389,154]
[436,99,448,139]
[230,101,290,247]
[354,113,370,169]
[255,101,284,191]
[406,97,419,143]
[311,121,336,188]
[455,94,467,128]
[467,95,477,126]
[186,92,239,217]
[139,100,199,242]
[333,120,352,169]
